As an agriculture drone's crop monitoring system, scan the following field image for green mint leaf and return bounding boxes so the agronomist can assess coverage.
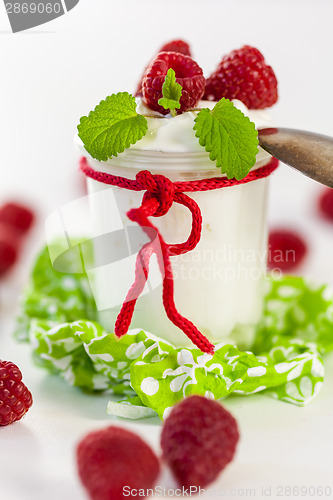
[77,92,148,161]
[158,68,182,115]
[193,98,259,180]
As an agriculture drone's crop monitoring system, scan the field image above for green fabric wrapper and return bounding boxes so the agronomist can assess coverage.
[16,244,333,419]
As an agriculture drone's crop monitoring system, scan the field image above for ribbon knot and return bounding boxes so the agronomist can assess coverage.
[136,170,175,217]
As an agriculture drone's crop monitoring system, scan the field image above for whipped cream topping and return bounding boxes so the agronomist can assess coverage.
[134,98,273,155]
[76,98,274,167]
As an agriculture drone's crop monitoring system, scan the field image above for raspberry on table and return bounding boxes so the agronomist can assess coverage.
[268,229,308,272]
[135,39,191,97]
[0,202,35,233]
[76,426,160,500]
[142,52,205,114]
[0,222,21,276]
[161,395,239,488]
[204,45,278,109]
[0,360,33,426]
[318,187,333,222]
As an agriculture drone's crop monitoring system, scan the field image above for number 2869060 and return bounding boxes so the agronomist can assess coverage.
[5,3,62,14]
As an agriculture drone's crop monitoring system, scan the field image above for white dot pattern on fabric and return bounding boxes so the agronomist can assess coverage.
[311,357,324,377]
[322,286,333,300]
[313,381,323,396]
[247,366,267,377]
[107,400,157,419]
[292,306,307,323]
[285,381,301,400]
[177,349,194,365]
[126,329,143,336]
[275,361,298,374]
[170,374,188,393]
[117,362,127,370]
[151,355,161,363]
[277,285,301,298]
[163,407,173,420]
[286,362,304,381]
[62,277,77,290]
[94,353,114,363]
[299,376,313,398]
[266,299,285,312]
[92,374,110,390]
[126,341,146,359]
[140,377,159,396]
[248,385,267,394]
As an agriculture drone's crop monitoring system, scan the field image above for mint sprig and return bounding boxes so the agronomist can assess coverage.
[78,92,148,161]
[158,68,182,116]
[193,98,259,180]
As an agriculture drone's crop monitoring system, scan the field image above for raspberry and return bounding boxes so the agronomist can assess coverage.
[318,188,333,221]
[77,426,160,500]
[0,222,21,276]
[135,39,191,97]
[268,229,308,272]
[142,52,205,114]
[161,396,239,488]
[0,202,35,233]
[204,45,278,109]
[159,39,191,56]
[0,360,33,426]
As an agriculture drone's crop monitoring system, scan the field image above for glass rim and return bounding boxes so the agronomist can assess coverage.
[76,139,270,174]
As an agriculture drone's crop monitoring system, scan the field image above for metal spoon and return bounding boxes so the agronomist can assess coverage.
[258,128,333,188]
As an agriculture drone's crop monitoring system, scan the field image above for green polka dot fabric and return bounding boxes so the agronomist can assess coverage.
[16,244,333,420]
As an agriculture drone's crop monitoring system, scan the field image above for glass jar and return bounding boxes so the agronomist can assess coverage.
[82,146,272,349]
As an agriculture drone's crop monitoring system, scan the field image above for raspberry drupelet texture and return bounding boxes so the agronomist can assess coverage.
[77,426,160,500]
[0,360,33,426]
[204,45,278,109]
[142,52,205,115]
[161,395,239,488]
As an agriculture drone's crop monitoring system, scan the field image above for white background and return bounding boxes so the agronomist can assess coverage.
[1,1,333,499]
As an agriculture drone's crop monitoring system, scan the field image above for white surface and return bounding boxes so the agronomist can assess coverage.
[1,1,333,499]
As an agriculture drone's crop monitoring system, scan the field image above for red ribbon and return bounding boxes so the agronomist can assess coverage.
[80,156,278,354]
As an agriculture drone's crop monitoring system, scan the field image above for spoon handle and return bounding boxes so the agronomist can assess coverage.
[258,128,333,188]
